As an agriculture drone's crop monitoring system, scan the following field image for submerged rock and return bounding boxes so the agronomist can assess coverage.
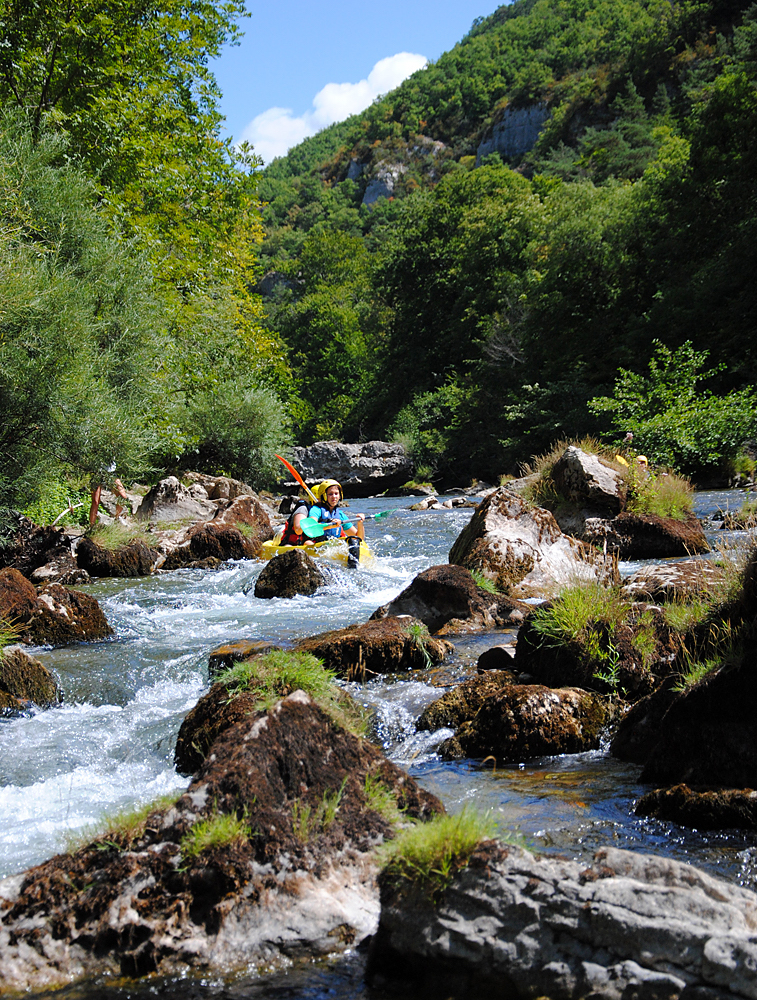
[0,568,112,646]
[254,549,326,599]
[370,564,528,633]
[437,684,608,761]
[0,692,441,992]
[368,841,757,999]
[0,645,61,714]
[636,784,757,831]
[295,616,453,679]
[448,488,616,599]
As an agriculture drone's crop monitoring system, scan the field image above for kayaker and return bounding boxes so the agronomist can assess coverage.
[310,479,366,568]
[279,492,317,547]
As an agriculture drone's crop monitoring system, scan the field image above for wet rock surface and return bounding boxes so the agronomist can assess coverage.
[636,784,757,831]
[295,616,453,679]
[448,488,616,598]
[77,535,159,578]
[437,684,608,761]
[370,564,528,633]
[0,645,61,713]
[416,670,517,732]
[0,568,112,646]
[0,692,441,992]
[254,549,326,599]
[368,841,757,1000]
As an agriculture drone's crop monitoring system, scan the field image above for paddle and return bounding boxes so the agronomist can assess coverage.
[275,454,318,504]
[300,509,402,539]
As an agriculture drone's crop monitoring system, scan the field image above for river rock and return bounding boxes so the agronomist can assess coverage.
[0,515,83,583]
[135,476,217,523]
[76,535,160,578]
[437,684,608,761]
[254,549,326,599]
[295,617,453,680]
[552,446,624,513]
[183,472,256,501]
[590,511,710,559]
[160,495,273,569]
[370,564,529,634]
[477,644,516,670]
[207,639,281,679]
[514,601,679,698]
[287,441,413,497]
[0,567,112,646]
[622,558,725,602]
[448,488,617,598]
[416,671,517,732]
[0,691,442,992]
[0,645,61,713]
[636,784,757,831]
[368,840,757,1000]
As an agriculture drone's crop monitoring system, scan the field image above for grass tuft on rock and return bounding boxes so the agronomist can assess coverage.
[181,811,251,858]
[67,794,182,853]
[364,772,404,826]
[216,649,367,737]
[531,583,631,646]
[0,618,21,657]
[380,808,497,899]
[623,466,693,520]
[87,521,152,550]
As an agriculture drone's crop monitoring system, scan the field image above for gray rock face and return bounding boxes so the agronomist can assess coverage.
[362,162,406,206]
[448,488,617,598]
[135,476,216,523]
[287,441,412,496]
[552,446,623,513]
[476,103,549,163]
[370,842,757,1000]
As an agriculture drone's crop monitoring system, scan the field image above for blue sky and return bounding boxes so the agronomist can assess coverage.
[211,1,502,162]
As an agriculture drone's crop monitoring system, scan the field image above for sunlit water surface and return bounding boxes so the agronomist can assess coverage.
[2,491,755,1000]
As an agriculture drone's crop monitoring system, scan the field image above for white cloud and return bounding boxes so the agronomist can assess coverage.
[240,51,428,163]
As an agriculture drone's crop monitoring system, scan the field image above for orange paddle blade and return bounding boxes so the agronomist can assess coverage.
[275,454,318,503]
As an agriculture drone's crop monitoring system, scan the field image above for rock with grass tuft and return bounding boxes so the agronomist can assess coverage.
[77,535,159,578]
[0,645,61,713]
[0,567,112,646]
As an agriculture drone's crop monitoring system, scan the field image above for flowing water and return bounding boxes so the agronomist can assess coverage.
[2,489,755,999]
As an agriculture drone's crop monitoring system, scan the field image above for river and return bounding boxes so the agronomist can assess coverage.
[1,489,754,999]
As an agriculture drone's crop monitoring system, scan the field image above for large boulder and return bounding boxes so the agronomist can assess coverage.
[183,472,256,502]
[449,488,617,599]
[370,564,529,634]
[76,536,160,578]
[295,617,453,679]
[287,441,413,497]
[551,446,623,515]
[0,691,442,992]
[437,684,608,761]
[254,549,326,599]
[160,495,273,569]
[135,476,216,523]
[416,671,517,732]
[0,645,61,713]
[0,568,112,646]
[368,841,757,999]
[587,511,709,559]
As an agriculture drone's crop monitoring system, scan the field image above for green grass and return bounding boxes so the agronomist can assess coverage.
[623,467,693,520]
[0,618,20,657]
[531,583,631,645]
[380,808,497,899]
[87,521,152,550]
[672,656,722,692]
[291,778,347,842]
[630,610,657,667]
[364,773,404,826]
[181,811,251,858]
[404,621,434,669]
[471,569,499,594]
[22,475,91,527]
[216,649,368,737]
[662,597,713,632]
[67,794,181,853]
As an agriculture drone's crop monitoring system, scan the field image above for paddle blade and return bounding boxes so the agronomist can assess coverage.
[372,508,399,521]
[300,517,325,539]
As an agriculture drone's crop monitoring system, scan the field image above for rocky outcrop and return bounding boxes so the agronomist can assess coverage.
[475,103,549,163]
[182,473,257,502]
[588,511,710,559]
[0,515,85,585]
[362,162,407,207]
[514,601,680,699]
[207,639,281,679]
[160,495,273,569]
[552,445,624,514]
[370,564,529,634]
[448,488,617,599]
[0,568,112,646]
[0,691,442,992]
[295,617,452,680]
[76,536,160,578]
[287,441,413,497]
[254,549,326,599]
[636,784,757,831]
[437,684,608,761]
[416,671,516,732]
[0,645,61,713]
[135,476,217,523]
[368,841,757,999]
[622,558,725,602]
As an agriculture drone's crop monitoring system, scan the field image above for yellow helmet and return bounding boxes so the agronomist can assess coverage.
[314,479,343,502]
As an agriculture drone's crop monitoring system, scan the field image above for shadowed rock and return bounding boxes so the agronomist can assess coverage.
[77,536,159,578]
[416,671,517,732]
[0,515,83,583]
[161,495,273,569]
[589,511,709,559]
[636,784,757,831]
[370,564,528,633]
[254,549,326,599]
[0,645,61,713]
[295,617,453,679]
[288,440,412,497]
[437,684,608,761]
[0,568,112,646]
[207,639,281,679]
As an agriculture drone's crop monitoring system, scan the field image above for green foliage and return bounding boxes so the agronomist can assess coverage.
[623,465,694,520]
[380,808,497,899]
[216,650,367,737]
[590,341,757,478]
[291,778,347,842]
[87,522,152,551]
[471,569,499,594]
[364,773,404,826]
[404,620,434,669]
[21,475,91,527]
[181,811,251,858]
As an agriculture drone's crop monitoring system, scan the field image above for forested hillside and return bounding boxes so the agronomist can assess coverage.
[259,0,757,483]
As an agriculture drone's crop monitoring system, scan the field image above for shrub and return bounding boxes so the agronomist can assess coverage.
[216,650,367,737]
[623,465,694,520]
[380,808,497,899]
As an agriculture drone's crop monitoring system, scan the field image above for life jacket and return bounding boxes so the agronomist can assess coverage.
[309,504,348,538]
[280,501,313,546]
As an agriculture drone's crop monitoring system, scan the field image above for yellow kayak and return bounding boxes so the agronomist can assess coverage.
[260,536,374,567]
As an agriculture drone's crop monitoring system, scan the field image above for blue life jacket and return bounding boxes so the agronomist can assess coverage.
[310,505,351,538]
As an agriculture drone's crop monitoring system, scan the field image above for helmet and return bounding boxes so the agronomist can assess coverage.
[314,479,343,502]
[636,455,648,466]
